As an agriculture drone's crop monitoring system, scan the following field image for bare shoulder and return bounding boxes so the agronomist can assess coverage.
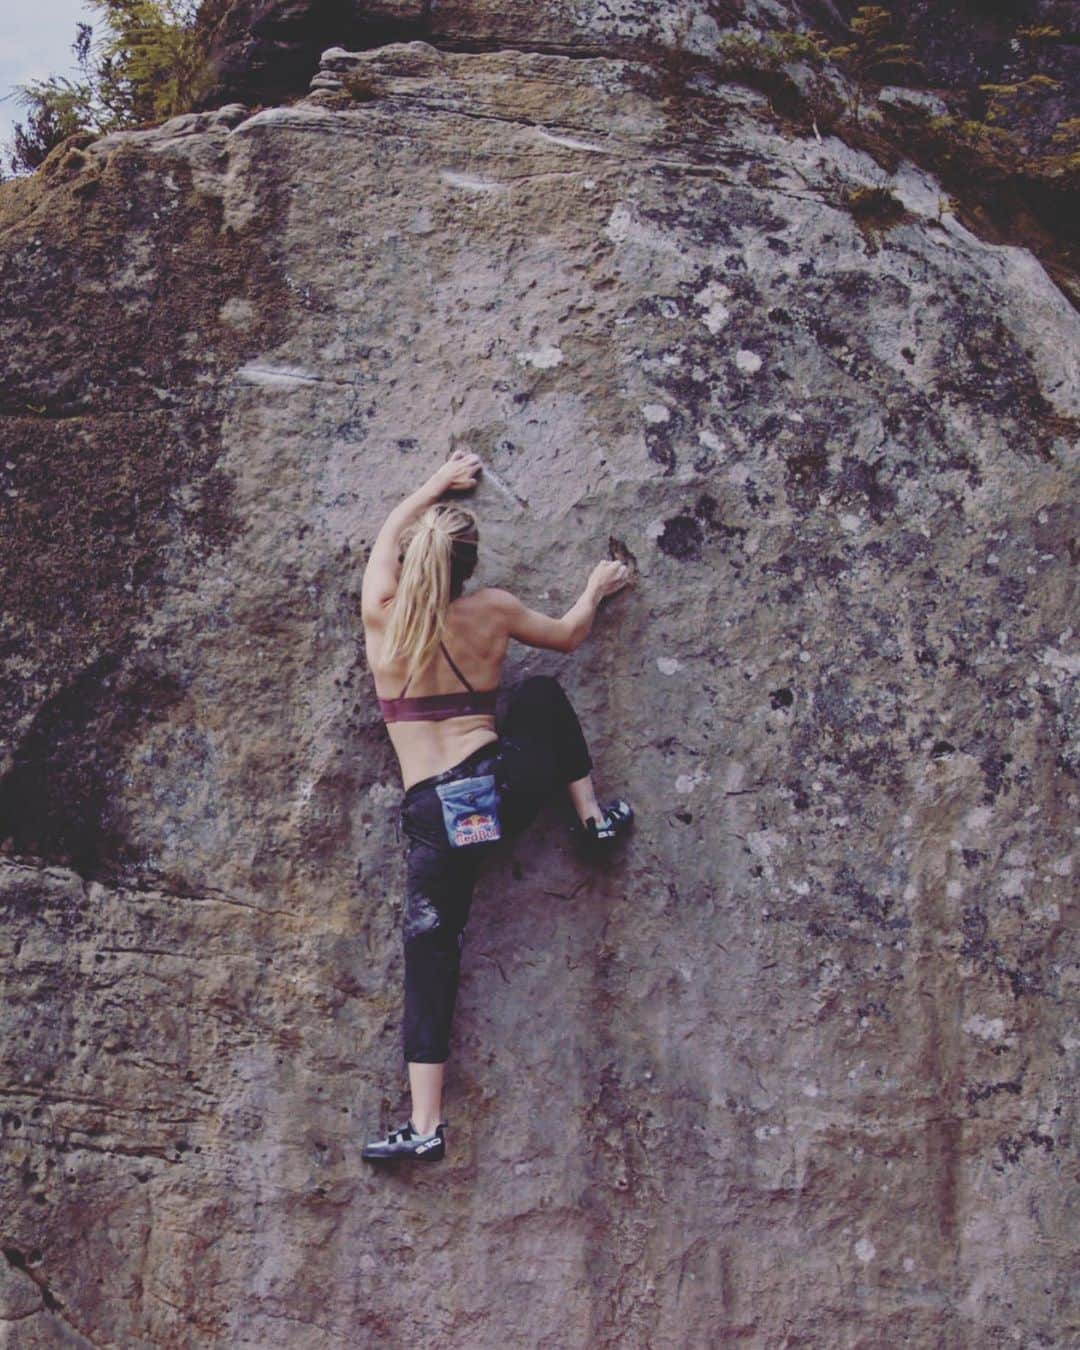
[472,586,519,613]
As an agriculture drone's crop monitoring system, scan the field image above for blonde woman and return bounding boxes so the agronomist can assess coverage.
[360,449,632,1162]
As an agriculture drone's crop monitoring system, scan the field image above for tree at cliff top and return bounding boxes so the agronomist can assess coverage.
[2,0,225,176]
[825,5,923,123]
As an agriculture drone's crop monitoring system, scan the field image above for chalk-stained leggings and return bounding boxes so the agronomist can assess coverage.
[400,676,592,1064]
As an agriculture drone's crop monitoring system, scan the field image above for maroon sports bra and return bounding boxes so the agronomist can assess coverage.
[378,641,498,724]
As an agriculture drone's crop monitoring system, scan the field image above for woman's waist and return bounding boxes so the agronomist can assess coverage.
[399,730,501,801]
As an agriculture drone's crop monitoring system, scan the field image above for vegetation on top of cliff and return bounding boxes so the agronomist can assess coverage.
[821,5,924,122]
[2,2,1076,296]
[2,0,227,176]
[649,6,1077,299]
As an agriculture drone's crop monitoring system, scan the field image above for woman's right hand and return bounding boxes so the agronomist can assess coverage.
[433,449,482,492]
[588,560,630,600]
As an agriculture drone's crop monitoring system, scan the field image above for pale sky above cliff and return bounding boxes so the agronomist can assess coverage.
[0,2,97,164]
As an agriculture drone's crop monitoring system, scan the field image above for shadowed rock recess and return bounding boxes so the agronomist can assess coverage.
[1,2,1077,1346]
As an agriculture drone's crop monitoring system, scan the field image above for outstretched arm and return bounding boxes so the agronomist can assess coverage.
[490,561,629,653]
[361,451,481,622]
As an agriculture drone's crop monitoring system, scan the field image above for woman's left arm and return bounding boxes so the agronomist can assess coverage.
[360,451,481,622]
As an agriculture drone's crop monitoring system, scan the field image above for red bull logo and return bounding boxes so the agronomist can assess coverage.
[452,811,500,846]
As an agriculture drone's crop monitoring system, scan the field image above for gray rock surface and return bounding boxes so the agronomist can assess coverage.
[1,16,1077,1350]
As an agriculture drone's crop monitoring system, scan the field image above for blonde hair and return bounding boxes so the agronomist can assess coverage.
[383,504,478,680]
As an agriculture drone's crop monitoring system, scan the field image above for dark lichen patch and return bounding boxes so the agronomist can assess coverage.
[994,1130,1055,1170]
[644,406,685,475]
[838,867,910,932]
[861,530,932,570]
[978,748,1015,802]
[770,687,795,710]
[0,653,184,880]
[740,475,772,511]
[959,904,1050,1001]
[834,455,898,522]
[0,409,241,720]
[657,512,704,561]
[646,179,789,274]
[783,444,831,514]
[761,547,852,607]
[1006,961,1046,1000]
[843,741,904,792]
[788,782,811,811]
[802,314,883,384]
[656,495,749,565]
[966,1076,1023,1109]
[1049,680,1080,780]
[690,494,748,570]
[927,300,1079,458]
[0,144,291,857]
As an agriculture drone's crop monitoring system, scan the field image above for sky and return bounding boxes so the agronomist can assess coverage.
[0,2,98,166]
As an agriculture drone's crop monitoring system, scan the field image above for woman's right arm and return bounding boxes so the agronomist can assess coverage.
[360,450,481,625]
[490,561,629,653]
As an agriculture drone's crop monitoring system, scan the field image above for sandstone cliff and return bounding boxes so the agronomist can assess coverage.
[1,3,1077,1346]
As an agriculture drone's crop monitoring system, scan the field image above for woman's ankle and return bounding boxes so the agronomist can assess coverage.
[567,774,601,825]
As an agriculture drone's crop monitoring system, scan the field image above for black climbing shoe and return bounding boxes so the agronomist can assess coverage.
[362,1121,446,1163]
[580,799,634,847]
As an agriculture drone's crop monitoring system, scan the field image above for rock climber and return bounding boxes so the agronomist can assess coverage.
[359,449,632,1162]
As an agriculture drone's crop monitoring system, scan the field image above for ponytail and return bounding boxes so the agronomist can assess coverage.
[383,505,477,681]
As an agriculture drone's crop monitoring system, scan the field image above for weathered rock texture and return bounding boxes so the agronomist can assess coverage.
[1,4,1077,1347]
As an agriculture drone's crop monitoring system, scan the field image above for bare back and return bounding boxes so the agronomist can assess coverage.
[366,587,509,789]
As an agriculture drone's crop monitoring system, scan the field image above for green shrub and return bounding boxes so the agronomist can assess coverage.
[825,6,923,123]
[714,27,828,75]
[3,1,219,176]
[981,74,1064,142]
[1014,25,1063,44]
[1047,116,1080,170]
[5,76,95,174]
[844,184,908,225]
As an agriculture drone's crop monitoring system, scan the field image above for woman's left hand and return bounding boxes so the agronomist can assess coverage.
[433,450,482,492]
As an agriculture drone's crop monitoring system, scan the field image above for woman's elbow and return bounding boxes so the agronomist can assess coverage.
[561,622,589,654]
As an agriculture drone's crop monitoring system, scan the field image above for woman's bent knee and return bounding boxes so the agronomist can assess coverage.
[518,674,561,696]
[513,674,569,714]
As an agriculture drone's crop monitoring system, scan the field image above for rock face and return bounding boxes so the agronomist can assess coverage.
[194,0,773,106]
[1,6,1077,1347]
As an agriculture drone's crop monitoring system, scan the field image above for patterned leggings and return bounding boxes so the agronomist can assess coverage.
[399,676,592,1063]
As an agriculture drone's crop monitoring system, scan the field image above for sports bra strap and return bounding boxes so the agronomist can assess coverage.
[438,641,475,693]
[397,641,475,698]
